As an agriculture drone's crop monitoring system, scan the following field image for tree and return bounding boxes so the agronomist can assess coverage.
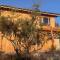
[0,8,56,60]
[0,16,39,59]
[0,16,21,59]
[0,15,46,59]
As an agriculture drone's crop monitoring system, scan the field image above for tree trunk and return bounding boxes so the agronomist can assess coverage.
[51,27,55,51]
[15,48,22,60]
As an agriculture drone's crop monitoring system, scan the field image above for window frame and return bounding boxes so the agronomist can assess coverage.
[41,17,50,25]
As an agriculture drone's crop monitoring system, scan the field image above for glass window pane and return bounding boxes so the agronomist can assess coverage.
[43,17,48,24]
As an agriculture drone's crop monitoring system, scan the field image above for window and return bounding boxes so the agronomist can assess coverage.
[42,17,50,25]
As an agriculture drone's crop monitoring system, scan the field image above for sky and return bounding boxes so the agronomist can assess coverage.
[0,0,60,25]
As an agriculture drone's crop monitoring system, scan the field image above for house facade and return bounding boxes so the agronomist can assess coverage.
[0,5,57,28]
[0,5,60,54]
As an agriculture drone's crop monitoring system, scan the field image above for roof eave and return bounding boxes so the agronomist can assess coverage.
[0,5,60,17]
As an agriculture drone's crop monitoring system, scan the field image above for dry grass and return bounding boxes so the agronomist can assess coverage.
[0,51,60,60]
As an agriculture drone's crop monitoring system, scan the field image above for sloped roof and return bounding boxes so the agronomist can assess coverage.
[0,5,60,17]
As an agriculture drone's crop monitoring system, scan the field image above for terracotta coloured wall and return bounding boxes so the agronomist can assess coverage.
[0,10,56,28]
[50,17,55,28]
[0,32,15,54]
[0,10,56,54]
[1,11,31,21]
